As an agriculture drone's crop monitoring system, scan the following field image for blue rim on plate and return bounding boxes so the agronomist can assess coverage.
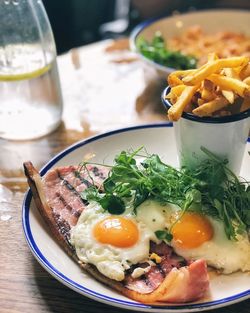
[22,123,250,312]
[161,86,250,123]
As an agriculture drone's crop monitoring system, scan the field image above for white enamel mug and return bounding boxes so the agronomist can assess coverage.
[162,86,250,175]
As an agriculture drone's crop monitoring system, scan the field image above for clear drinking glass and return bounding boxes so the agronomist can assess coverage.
[0,0,63,140]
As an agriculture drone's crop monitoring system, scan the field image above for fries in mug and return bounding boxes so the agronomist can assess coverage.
[166,55,250,121]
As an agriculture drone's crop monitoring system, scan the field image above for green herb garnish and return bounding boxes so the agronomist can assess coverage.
[137,31,197,70]
[80,147,250,241]
[155,230,173,243]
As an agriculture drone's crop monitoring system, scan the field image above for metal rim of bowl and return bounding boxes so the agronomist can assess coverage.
[161,86,250,124]
[129,14,175,74]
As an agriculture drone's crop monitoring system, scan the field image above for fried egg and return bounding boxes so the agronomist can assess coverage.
[136,199,250,274]
[70,202,159,281]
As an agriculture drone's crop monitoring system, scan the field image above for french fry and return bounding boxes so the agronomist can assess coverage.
[184,102,194,113]
[201,79,215,101]
[221,68,238,103]
[165,85,186,99]
[240,63,250,80]
[197,98,205,106]
[243,76,250,85]
[240,98,250,112]
[201,88,215,101]
[221,90,235,104]
[167,85,200,121]
[168,73,183,87]
[169,69,196,78]
[240,65,250,112]
[168,69,195,87]
[192,97,229,116]
[240,75,250,112]
[224,68,239,79]
[207,74,250,97]
[166,55,250,120]
[203,79,214,91]
[183,56,249,85]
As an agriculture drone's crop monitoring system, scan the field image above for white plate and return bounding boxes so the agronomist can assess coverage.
[22,123,250,312]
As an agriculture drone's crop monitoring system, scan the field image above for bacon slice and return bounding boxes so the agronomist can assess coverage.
[123,259,209,303]
[124,242,188,294]
[24,162,209,304]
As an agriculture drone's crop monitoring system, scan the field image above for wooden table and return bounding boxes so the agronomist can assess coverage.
[0,40,249,313]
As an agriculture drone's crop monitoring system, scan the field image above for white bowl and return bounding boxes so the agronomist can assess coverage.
[130,9,250,81]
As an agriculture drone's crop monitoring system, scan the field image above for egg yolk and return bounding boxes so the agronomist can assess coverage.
[93,216,139,248]
[171,212,213,249]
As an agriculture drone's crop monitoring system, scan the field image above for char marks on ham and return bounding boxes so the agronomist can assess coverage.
[43,165,108,228]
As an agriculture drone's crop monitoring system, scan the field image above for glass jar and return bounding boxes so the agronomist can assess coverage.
[0,0,63,140]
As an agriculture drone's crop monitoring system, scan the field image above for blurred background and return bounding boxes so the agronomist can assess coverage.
[43,0,250,54]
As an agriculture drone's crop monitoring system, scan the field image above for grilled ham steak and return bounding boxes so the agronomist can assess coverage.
[24,161,209,304]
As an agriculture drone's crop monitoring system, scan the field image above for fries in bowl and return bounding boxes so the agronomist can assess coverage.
[166,55,250,121]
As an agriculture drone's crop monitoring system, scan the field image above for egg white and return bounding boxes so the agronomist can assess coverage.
[136,199,250,274]
[70,202,159,281]
[172,217,250,274]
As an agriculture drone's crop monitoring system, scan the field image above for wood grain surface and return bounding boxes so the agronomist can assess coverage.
[0,41,249,313]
